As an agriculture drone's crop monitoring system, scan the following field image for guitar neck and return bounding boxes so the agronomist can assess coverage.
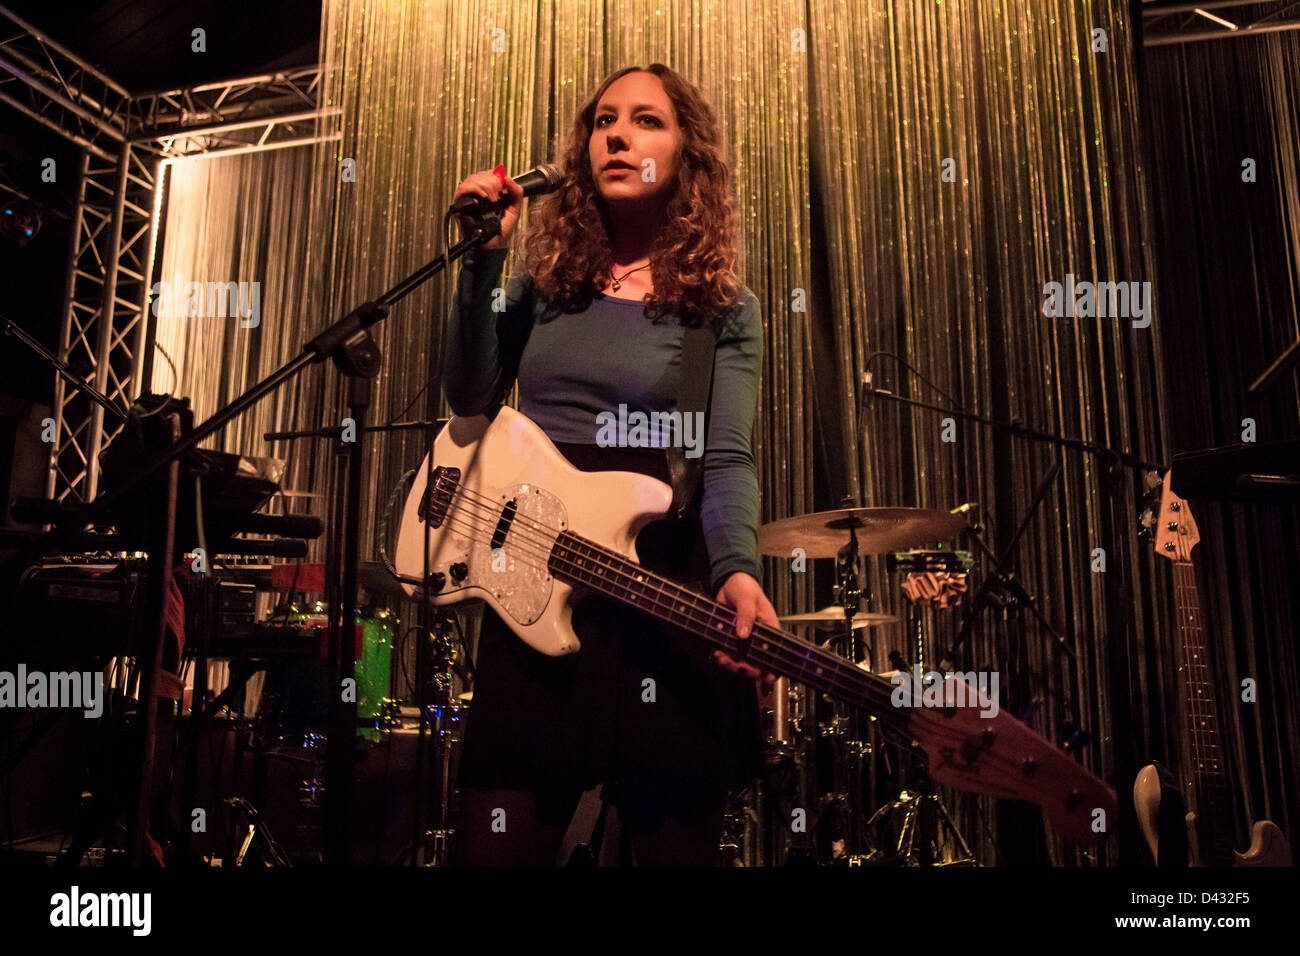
[1172,559,1235,866]
[547,526,1117,846]
[549,530,905,729]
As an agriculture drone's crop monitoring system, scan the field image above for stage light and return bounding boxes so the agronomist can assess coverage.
[0,199,42,245]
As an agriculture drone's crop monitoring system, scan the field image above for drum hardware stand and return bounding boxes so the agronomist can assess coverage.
[946,463,1075,672]
[737,647,815,866]
[421,618,466,866]
[823,520,876,860]
[223,797,293,867]
[864,739,977,867]
[391,613,466,866]
[938,467,1091,862]
[863,551,978,866]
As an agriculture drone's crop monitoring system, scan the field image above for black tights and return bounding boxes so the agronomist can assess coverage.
[460,787,724,866]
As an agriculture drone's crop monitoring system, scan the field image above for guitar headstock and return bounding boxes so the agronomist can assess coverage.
[908,687,1118,845]
[1142,470,1200,563]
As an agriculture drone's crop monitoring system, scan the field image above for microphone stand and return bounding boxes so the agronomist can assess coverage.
[1247,336,1300,397]
[860,381,1163,474]
[857,377,1157,762]
[948,462,1076,668]
[1,313,130,425]
[263,419,446,442]
[260,414,451,866]
[68,210,506,865]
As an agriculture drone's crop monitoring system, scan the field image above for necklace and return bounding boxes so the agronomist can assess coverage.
[611,262,651,292]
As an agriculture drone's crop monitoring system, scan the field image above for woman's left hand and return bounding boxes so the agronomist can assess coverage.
[711,572,781,691]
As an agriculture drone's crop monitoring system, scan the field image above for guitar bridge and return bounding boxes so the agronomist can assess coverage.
[417,466,459,527]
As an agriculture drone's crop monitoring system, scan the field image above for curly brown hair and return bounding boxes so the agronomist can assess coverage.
[518,64,743,329]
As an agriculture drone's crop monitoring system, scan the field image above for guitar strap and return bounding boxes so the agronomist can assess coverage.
[666,322,719,519]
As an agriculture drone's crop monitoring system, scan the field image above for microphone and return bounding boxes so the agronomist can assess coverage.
[450,163,563,216]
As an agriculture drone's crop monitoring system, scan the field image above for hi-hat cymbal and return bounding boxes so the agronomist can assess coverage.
[759,507,968,558]
[779,605,899,629]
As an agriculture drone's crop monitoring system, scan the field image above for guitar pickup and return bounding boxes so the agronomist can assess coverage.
[418,467,459,527]
[491,498,517,551]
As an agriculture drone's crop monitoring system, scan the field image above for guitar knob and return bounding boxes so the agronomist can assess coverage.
[450,562,469,582]
[427,571,447,592]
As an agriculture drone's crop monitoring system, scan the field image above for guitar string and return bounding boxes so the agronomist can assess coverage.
[1176,562,1232,854]
[420,479,903,708]
[418,481,894,697]
[435,501,879,702]
[1178,564,1219,769]
[413,485,1109,815]
[432,479,843,663]
[430,477,1003,712]
[1176,563,1228,817]
[436,481,1097,749]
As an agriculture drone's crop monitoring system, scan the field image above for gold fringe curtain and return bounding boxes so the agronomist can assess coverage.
[147,0,1254,865]
[803,0,1167,865]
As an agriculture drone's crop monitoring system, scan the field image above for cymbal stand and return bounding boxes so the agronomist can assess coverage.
[395,611,467,867]
[817,520,877,861]
[421,616,466,866]
[868,559,976,866]
[865,738,977,866]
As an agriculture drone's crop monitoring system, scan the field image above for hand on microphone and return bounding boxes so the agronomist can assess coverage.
[452,166,525,249]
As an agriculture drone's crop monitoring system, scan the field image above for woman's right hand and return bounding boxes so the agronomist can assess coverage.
[452,168,525,250]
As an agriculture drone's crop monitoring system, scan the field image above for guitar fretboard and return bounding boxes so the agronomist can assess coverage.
[548,529,904,726]
[1173,559,1234,866]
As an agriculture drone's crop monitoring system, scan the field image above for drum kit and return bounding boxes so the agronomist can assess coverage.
[205,493,983,867]
[197,481,983,869]
[212,587,479,866]
[723,501,981,867]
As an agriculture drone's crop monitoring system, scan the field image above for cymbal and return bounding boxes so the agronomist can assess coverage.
[779,605,899,629]
[758,507,968,558]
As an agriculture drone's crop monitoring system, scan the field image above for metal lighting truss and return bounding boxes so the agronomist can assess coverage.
[1142,0,1300,46]
[129,66,328,158]
[0,5,334,502]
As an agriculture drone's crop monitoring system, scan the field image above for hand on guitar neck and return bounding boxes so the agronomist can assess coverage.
[710,571,780,691]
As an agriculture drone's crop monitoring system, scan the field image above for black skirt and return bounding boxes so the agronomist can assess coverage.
[455,440,763,814]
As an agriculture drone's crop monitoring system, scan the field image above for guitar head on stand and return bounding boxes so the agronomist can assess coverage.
[1134,470,1291,867]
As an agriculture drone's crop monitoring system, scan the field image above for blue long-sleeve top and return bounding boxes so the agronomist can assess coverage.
[442,245,763,594]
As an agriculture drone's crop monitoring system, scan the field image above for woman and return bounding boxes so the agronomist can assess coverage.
[444,64,779,865]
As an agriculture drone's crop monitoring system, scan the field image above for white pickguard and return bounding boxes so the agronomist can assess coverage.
[393,405,677,656]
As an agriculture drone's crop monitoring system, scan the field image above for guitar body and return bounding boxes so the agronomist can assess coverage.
[1134,762,1188,867]
[1136,764,1290,865]
[1228,819,1292,867]
[393,405,676,656]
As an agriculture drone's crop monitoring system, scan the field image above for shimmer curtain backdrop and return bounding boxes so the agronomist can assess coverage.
[146,0,1299,866]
